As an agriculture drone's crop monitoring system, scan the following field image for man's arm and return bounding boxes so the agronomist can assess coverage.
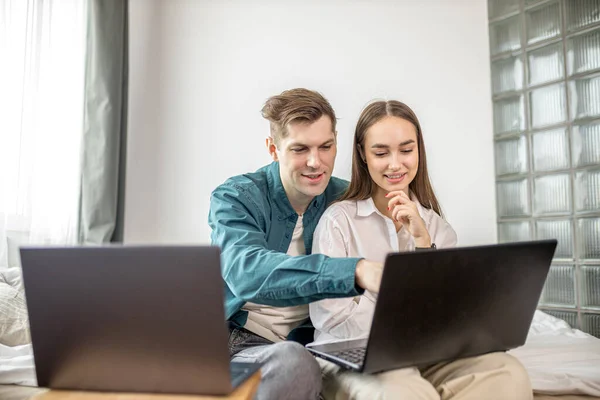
[209,183,363,307]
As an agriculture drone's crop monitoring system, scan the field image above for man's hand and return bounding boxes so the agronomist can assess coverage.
[355,259,383,293]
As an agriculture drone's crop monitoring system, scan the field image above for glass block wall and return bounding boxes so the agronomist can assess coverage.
[488,0,600,337]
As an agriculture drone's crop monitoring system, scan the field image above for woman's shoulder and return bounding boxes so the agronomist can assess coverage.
[318,200,361,230]
[414,201,458,246]
[413,197,455,229]
[323,199,359,219]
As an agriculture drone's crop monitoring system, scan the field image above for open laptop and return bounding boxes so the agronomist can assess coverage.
[306,240,557,374]
[19,245,261,395]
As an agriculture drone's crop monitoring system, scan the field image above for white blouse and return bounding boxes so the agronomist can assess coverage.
[309,196,458,344]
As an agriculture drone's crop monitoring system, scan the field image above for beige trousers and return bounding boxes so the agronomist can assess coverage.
[319,352,533,400]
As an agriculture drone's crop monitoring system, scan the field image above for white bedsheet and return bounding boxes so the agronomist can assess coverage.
[0,343,36,386]
[1,311,599,394]
[509,310,600,396]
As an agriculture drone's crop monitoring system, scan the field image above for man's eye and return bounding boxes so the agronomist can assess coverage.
[291,148,306,153]
[401,149,413,154]
[320,145,332,150]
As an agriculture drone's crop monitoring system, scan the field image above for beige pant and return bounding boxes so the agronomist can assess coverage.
[319,352,533,400]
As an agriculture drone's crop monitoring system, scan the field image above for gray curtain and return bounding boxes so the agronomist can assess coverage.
[78,0,128,244]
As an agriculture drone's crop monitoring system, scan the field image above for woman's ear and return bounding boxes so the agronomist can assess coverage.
[266,137,279,161]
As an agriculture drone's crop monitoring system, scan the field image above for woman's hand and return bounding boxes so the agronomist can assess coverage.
[386,191,431,248]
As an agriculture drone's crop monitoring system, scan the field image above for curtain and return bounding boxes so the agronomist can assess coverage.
[79,0,128,244]
[0,0,87,268]
[0,0,128,269]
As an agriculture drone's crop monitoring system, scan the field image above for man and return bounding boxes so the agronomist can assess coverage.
[208,88,382,400]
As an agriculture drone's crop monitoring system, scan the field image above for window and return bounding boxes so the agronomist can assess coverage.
[0,0,86,267]
[488,0,600,337]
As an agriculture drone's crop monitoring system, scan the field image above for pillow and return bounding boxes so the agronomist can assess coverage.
[0,269,31,346]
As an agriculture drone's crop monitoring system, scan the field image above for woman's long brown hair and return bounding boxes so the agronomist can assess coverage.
[339,100,444,217]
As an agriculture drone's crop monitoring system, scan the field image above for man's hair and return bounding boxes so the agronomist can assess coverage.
[261,88,337,146]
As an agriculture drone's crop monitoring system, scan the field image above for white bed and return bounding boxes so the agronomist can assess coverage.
[509,311,600,397]
[1,267,599,399]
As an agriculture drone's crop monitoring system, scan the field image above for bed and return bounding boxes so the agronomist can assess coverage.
[2,267,599,399]
[509,311,600,399]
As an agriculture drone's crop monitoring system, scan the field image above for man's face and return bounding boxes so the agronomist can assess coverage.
[268,116,337,213]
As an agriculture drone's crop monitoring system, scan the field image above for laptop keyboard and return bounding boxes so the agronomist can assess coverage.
[329,347,366,365]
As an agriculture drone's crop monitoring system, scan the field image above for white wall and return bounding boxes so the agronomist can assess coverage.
[125,0,497,246]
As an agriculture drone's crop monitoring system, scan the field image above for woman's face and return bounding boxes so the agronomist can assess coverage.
[362,116,419,197]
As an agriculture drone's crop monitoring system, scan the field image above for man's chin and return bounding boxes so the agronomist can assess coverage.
[300,183,329,198]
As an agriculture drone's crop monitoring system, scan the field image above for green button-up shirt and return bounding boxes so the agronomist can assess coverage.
[208,162,362,329]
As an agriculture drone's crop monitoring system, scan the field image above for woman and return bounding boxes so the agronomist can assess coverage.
[310,100,532,400]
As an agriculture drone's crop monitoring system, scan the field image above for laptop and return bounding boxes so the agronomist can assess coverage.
[19,245,261,395]
[306,240,557,374]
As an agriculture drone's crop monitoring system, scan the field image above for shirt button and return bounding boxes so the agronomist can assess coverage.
[285,233,290,238]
